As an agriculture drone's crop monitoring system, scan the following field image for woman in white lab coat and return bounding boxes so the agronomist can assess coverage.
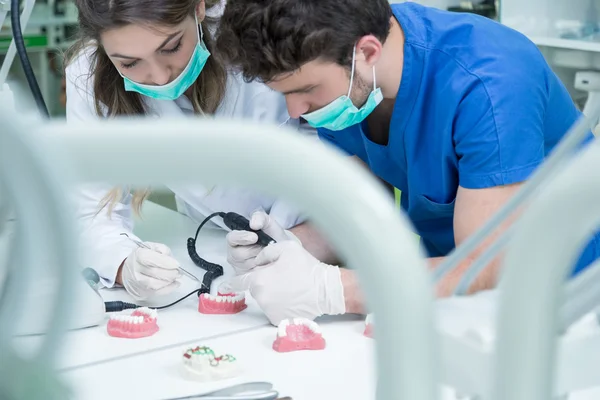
[65,0,312,301]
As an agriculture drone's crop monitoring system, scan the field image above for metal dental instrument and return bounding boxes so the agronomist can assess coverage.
[120,232,151,249]
[119,233,199,282]
[160,382,279,400]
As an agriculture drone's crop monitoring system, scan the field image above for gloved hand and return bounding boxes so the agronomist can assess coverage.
[121,242,182,301]
[226,210,299,274]
[228,241,346,325]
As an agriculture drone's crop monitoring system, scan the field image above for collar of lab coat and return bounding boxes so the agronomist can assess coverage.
[144,96,194,118]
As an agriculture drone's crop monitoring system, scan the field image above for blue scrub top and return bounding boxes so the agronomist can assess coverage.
[318,2,598,275]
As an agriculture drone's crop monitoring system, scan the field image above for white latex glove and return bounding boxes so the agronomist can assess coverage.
[228,241,345,325]
[226,210,299,274]
[121,242,182,301]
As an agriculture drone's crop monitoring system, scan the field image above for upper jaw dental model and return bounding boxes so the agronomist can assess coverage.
[272,317,326,353]
[364,313,374,338]
[182,346,240,382]
[107,307,159,339]
[198,286,247,315]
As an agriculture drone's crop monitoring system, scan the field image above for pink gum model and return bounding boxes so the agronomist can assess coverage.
[198,291,247,315]
[272,318,326,353]
[107,307,159,339]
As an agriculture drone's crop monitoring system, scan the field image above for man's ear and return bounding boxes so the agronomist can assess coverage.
[196,0,206,23]
[356,35,383,67]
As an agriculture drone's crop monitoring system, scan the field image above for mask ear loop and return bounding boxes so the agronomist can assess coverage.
[372,64,377,91]
[347,44,378,97]
[347,45,357,98]
[278,117,291,127]
[195,14,203,44]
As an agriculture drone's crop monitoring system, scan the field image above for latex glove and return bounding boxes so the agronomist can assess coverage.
[228,241,345,325]
[121,242,182,301]
[226,210,299,274]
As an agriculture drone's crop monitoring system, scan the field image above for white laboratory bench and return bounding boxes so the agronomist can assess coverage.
[61,316,379,400]
[15,202,600,400]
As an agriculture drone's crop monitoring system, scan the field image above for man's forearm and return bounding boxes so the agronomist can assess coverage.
[429,255,500,297]
[290,222,340,264]
[339,255,500,315]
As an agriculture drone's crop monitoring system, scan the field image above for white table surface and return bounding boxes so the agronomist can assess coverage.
[16,202,600,399]
[13,202,270,371]
[61,315,381,400]
[56,288,600,400]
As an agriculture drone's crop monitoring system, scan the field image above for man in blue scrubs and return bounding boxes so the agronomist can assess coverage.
[216,0,599,324]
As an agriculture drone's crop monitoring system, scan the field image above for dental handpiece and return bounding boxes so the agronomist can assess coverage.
[220,212,276,246]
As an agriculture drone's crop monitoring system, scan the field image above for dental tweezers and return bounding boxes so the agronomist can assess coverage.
[161,382,280,400]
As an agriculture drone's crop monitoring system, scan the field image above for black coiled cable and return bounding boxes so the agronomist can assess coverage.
[10,0,50,118]
[106,212,231,312]
[187,211,226,294]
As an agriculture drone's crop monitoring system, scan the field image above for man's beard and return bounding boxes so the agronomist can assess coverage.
[349,71,373,108]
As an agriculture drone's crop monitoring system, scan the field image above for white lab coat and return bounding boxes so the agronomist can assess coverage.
[65,47,315,288]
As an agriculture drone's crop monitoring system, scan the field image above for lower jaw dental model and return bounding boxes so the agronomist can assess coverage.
[364,313,374,338]
[198,290,247,315]
[182,346,240,382]
[107,307,159,339]
[272,318,326,353]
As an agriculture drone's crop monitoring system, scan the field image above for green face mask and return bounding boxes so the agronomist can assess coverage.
[301,45,383,131]
[120,17,210,101]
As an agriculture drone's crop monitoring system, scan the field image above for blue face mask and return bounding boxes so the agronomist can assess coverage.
[120,17,210,101]
[301,45,383,131]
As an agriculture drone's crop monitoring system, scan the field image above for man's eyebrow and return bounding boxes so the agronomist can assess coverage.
[281,85,316,95]
[109,31,183,59]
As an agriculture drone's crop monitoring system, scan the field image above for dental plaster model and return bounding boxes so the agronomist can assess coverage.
[198,286,247,315]
[272,318,326,353]
[107,307,159,339]
[364,313,374,338]
[182,345,240,382]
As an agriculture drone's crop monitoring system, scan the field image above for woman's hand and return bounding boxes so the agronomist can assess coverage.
[119,242,182,301]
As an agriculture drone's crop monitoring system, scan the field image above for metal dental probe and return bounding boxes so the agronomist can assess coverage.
[120,233,200,282]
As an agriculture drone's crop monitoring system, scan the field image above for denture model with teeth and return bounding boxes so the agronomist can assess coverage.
[272,317,326,353]
[198,290,247,314]
[182,345,240,382]
[364,313,374,338]
[107,307,159,339]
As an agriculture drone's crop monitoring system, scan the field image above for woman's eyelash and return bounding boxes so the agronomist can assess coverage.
[119,39,181,69]
[162,41,182,54]
[121,60,138,69]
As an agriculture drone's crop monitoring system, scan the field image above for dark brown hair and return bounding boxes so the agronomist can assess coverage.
[66,0,226,117]
[64,0,227,214]
[216,0,393,83]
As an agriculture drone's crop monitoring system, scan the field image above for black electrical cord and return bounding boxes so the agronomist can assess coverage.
[186,211,276,292]
[186,212,226,282]
[104,301,138,312]
[104,211,275,313]
[105,212,227,313]
[104,288,204,312]
[10,0,50,118]
[104,294,205,312]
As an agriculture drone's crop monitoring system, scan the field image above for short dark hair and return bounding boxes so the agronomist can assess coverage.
[216,0,393,83]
